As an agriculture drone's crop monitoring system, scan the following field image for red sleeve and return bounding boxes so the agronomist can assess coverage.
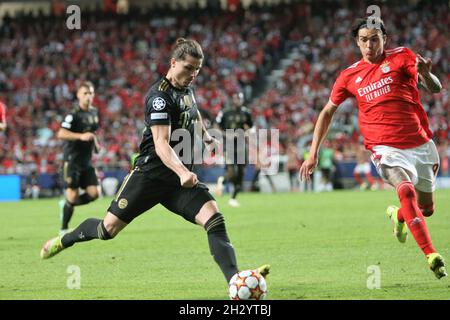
[402,47,418,79]
[329,72,351,106]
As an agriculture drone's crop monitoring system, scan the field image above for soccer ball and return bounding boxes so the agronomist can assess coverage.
[228,270,267,300]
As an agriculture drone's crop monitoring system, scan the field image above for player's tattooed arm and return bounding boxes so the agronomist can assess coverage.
[151,124,198,187]
[417,54,442,93]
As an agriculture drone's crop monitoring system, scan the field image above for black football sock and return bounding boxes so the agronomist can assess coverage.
[73,193,96,206]
[61,218,112,248]
[232,184,242,199]
[205,213,238,282]
[61,201,75,230]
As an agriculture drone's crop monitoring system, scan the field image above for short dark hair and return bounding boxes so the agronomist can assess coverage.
[171,38,204,61]
[351,17,386,38]
[77,81,94,91]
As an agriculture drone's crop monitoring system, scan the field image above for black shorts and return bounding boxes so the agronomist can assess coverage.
[63,162,99,189]
[108,167,215,224]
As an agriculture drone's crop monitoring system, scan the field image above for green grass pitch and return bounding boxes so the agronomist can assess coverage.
[0,190,449,299]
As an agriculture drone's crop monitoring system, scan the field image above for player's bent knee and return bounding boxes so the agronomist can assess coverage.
[103,212,128,239]
[397,182,416,200]
[86,189,99,200]
[66,192,78,204]
[195,200,219,227]
[97,221,113,240]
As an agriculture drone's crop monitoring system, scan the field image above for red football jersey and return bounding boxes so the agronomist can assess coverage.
[330,47,432,150]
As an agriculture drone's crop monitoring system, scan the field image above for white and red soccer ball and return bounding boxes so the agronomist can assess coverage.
[228,270,267,300]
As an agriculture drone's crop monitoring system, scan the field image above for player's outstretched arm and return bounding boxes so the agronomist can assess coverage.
[299,100,338,181]
[151,124,198,187]
[417,54,442,93]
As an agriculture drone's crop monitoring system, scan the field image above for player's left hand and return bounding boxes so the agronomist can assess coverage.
[299,156,318,182]
[417,53,432,75]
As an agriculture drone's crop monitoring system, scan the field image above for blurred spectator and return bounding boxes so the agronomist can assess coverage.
[24,171,40,199]
[318,140,334,192]
[0,100,6,132]
[0,4,291,176]
[286,140,300,191]
[0,1,448,190]
[51,0,65,17]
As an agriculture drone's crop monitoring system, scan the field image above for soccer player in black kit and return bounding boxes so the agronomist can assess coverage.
[40,38,269,286]
[215,92,253,207]
[58,81,100,235]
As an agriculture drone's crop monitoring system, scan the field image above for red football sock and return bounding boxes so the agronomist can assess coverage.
[354,173,363,185]
[365,172,375,185]
[397,182,435,256]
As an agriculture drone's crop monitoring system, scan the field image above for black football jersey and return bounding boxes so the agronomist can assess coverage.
[216,106,253,156]
[134,77,200,181]
[216,106,253,131]
[60,105,99,167]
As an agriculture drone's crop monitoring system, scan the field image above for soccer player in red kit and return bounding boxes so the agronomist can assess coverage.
[0,101,7,132]
[300,17,447,279]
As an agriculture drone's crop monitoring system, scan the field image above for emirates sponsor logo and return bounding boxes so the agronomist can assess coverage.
[357,76,393,97]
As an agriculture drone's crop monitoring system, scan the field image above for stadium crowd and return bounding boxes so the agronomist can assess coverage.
[0,1,449,182]
[0,2,292,176]
[252,1,449,175]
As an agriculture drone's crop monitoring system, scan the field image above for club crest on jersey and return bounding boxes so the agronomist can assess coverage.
[118,198,128,209]
[152,97,166,111]
[380,61,390,73]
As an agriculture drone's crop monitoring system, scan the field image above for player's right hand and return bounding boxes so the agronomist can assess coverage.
[180,172,198,188]
[204,137,220,152]
[80,132,96,142]
[299,156,318,181]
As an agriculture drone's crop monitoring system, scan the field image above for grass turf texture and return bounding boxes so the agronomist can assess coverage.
[0,190,449,299]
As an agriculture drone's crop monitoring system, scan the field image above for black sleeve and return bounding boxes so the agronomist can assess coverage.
[145,92,173,126]
[60,112,78,131]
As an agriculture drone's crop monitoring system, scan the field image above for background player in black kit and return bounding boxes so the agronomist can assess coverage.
[215,91,253,207]
[58,81,100,235]
[40,38,269,285]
